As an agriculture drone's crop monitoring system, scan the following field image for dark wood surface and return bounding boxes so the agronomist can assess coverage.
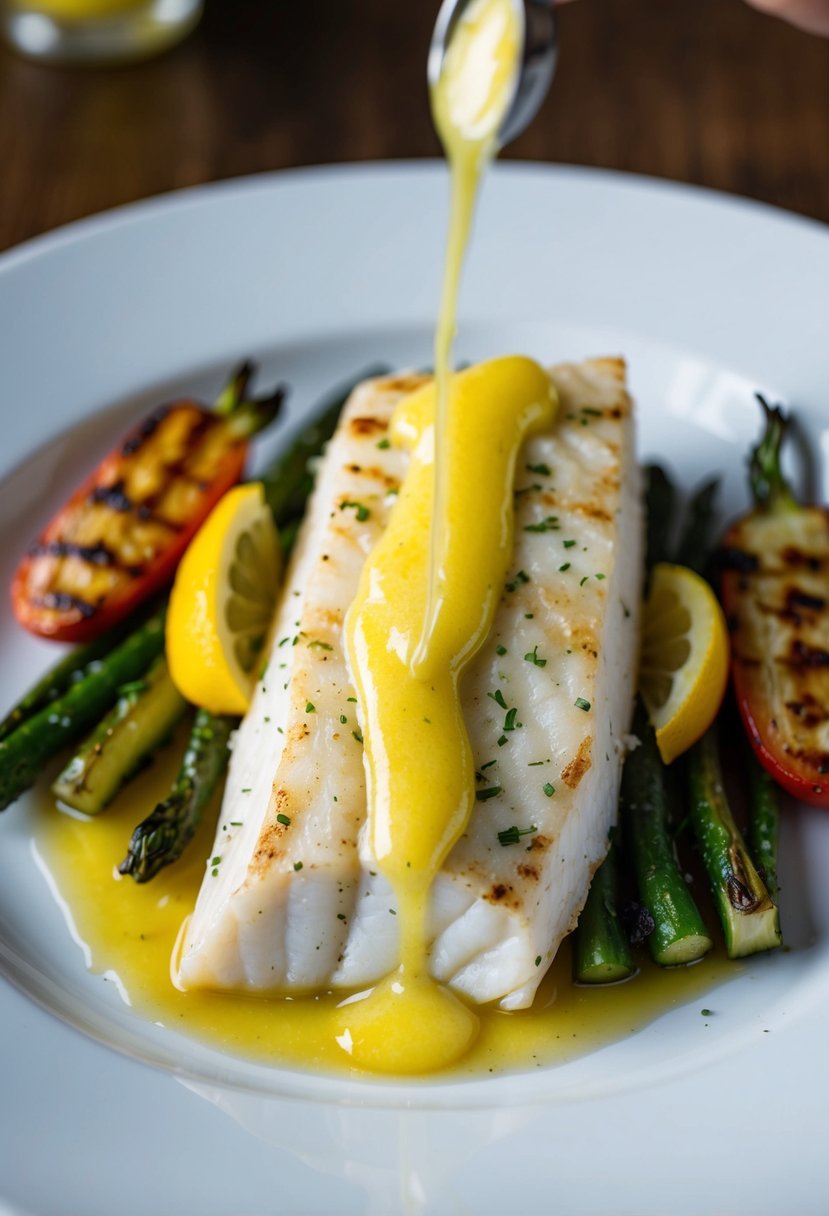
[1,0,829,253]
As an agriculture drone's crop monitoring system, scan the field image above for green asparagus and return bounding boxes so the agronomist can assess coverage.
[119,710,235,882]
[747,748,781,902]
[215,359,287,438]
[623,706,713,965]
[260,364,388,526]
[52,656,187,815]
[0,623,131,744]
[687,726,781,957]
[573,836,635,983]
[644,463,676,576]
[0,609,166,812]
[675,477,720,577]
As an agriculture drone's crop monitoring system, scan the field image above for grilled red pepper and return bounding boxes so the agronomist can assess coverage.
[720,397,829,808]
[12,362,284,643]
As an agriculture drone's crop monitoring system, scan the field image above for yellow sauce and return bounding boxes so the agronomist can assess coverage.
[24,0,737,1082]
[340,358,555,1072]
[330,0,535,1073]
[34,746,735,1079]
[420,0,523,666]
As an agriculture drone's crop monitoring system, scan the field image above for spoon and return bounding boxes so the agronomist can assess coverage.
[427,0,557,148]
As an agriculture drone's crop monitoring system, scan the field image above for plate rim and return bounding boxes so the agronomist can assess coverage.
[1,161,828,1196]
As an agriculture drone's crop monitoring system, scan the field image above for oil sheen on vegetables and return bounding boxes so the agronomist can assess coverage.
[29,0,734,1080]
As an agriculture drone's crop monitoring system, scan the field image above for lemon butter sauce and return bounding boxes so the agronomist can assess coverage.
[26,0,735,1081]
[339,359,555,1072]
[34,747,734,1078]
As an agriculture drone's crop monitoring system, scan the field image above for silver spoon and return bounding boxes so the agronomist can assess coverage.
[427,0,557,148]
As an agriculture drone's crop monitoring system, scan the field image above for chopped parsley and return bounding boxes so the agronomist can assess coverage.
[308,640,333,651]
[526,461,551,476]
[377,437,391,449]
[575,697,591,712]
[488,689,508,710]
[497,824,537,847]
[352,728,364,744]
[524,516,559,534]
[305,702,316,713]
[504,707,521,731]
[276,813,291,826]
[476,785,502,802]
[293,861,304,872]
[524,645,547,668]
[543,782,556,797]
[495,644,507,656]
[505,569,530,593]
[340,500,370,522]
[340,714,348,724]
[559,562,571,572]
[563,539,576,549]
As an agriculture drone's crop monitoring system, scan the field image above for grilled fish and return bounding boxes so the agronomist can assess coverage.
[176,358,642,1009]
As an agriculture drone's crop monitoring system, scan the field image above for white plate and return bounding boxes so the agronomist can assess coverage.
[1,163,828,1216]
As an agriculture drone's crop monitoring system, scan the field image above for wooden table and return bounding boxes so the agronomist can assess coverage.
[1,0,828,253]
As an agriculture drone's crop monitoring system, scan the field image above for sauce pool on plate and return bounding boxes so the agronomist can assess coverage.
[34,742,735,1079]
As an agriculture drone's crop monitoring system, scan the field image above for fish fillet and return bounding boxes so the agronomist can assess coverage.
[177,359,642,1009]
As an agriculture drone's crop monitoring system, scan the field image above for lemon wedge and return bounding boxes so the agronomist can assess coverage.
[167,483,281,715]
[639,562,730,764]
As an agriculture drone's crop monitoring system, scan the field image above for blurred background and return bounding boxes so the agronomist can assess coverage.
[0,0,828,254]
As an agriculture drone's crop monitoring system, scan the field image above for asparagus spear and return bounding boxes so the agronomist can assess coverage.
[687,726,781,957]
[260,364,388,526]
[119,710,235,882]
[0,622,131,744]
[0,609,166,812]
[644,463,676,576]
[52,655,187,815]
[573,835,635,983]
[747,748,781,902]
[621,466,713,964]
[623,706,713,965]
[675,477,720,577]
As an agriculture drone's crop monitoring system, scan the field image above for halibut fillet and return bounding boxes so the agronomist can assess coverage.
[177,359,642,1010]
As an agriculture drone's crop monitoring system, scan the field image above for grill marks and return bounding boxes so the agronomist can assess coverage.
[21,404,234,626]
[29,540,117,567]
[723,508,829,791]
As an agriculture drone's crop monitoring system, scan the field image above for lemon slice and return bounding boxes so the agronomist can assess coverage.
[639,562,730,764]
[166,483,281,715]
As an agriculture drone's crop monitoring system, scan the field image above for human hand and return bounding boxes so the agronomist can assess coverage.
[744,0,829,34]
[557,0,829,36]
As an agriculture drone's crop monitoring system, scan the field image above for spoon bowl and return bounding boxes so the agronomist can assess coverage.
[428,0,557,149]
